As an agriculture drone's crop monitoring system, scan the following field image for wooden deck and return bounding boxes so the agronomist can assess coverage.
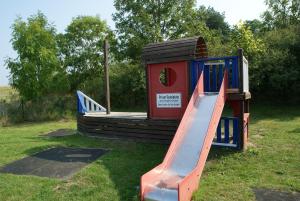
[77,112,179,144]
[84,112,147,119]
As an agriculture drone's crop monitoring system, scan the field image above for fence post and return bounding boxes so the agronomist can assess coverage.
[103,39,111,114]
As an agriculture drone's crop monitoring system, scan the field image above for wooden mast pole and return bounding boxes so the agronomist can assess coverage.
[103,39,111,114]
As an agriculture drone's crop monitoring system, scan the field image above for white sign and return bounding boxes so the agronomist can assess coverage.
[156,93,182,108]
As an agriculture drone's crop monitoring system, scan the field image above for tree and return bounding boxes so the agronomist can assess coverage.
[254,24,300,98]
[58,16,114,92]
[195,6,230,40]
[6,12,66,101]
[113,0,196,61]
[110,62,146,108]
[262,0,300,29]
[245,19,265,35]
[231,22,265,60]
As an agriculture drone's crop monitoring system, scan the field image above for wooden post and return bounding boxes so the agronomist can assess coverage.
[145,62,150,119]
[103,39,111,114]
[238,48,246,151]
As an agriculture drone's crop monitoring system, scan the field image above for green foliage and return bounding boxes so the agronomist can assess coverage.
[196,6,230,40]
[110,62,146,108]
[262,0,300,29]
[6,12,67,101]
[231,22,265,59]
[113,0,196,60]
[245,19,265,35]
[253,24,300,99]
[58,16,115,92]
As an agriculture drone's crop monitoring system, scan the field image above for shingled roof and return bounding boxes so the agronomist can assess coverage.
[142,36,208,64]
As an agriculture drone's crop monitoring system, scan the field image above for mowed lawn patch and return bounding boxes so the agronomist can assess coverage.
[0,104,299,201]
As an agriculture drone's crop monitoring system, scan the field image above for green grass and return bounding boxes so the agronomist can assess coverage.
[0,86,17,102]
[0,104,299,201]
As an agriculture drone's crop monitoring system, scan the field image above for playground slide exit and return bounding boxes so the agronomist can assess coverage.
[140,71,228,201]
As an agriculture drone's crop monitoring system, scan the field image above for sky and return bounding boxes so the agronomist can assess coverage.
[0,0,267,86]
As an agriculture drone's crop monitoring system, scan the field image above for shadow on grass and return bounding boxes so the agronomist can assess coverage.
[21,132,239,201]
[288,128,300,133]
[249,104,300,124]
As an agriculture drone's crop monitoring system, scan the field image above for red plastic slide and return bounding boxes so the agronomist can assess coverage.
[140,71,228,201]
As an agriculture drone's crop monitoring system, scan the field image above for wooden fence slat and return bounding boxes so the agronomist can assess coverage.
[212,65,217,92]
[204,65,210,91]
[217,120,222,143]
[233,118,239,144]
[224,118,230,143]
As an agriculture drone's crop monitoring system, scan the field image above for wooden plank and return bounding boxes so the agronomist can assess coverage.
[227,92,251,100]
[224,118,230,143]
[143,41,196,53]
[78,116,179,127]
[144,50,195,61]
[78,123,176,135]
[143,37,198,49]
[78,127,174,140]
[77,119,178,128]
[204,65,210,91]
[217,121,222,143]
[77,122,178,133]
[233,118,239,144]
[212,65,217,92]
[143,45,195,56]
[144,56,194,64]
[80,131,172,144]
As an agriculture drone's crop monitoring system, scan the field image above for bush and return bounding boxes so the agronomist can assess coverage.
[1,94,76,124]
[109,62,146,109]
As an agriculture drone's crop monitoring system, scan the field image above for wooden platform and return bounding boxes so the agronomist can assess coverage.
[77,112,179,144]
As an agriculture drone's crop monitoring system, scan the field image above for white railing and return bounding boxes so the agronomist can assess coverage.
[243,56,249,92]
[77,91,106,113]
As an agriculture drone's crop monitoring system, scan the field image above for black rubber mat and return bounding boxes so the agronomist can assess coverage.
[0,147,108,179]
[253,188,300,201]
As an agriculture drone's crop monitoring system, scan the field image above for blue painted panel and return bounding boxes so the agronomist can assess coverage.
[224,118,230,143]
[204,65,210,92]
[233,118,239,144]
[217,121,222,143]
[191,55,240,93]
[212,65,217,92]
[232,58,238,88]
[218,64,223,89]
[225,59,231,88]
[76,91,87,114]
[194,56,238,61]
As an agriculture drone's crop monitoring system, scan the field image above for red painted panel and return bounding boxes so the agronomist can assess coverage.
[148,61,189,119]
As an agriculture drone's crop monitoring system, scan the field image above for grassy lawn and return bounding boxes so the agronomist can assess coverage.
[0,104,299,201]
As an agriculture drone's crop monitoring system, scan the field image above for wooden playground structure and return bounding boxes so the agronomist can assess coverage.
[77,36,250,150]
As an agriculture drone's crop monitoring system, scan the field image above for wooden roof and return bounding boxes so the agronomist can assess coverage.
[142,36,208,64]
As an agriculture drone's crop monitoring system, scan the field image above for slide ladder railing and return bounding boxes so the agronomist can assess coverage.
[213,117,239,148]
[191,56,240,148]
[76,90,106,114]
[190,56,239,93]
